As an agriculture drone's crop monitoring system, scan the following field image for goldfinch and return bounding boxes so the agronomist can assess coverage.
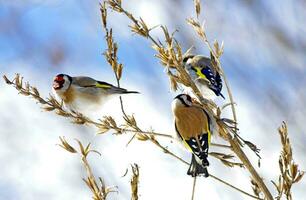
[183,54,224,100]
[52,74,139,109]
[172,94,212,177]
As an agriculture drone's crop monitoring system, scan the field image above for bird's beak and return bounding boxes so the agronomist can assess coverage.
[53,81,61,89]
[53,76,64,90]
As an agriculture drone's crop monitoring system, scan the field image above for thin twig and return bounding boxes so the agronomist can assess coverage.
[191,176,197,200]
[150,135,260,199]
[160,142,261,200]
[209,174,263,200]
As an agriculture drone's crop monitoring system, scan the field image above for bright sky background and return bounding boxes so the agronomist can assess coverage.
[1,0,306,199]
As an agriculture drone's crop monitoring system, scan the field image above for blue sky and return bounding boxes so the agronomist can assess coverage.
[0,0,305,199]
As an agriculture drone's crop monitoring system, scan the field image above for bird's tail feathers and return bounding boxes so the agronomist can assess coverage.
[220,92,225,99]
[122,90,140,94]
[187,154,209,177]
[110,86,140,94]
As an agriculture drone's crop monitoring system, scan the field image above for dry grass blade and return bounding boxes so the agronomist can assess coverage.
[3,75,13,84]
[272,122,304,200]
[194,0,201,18]
[59,137,114,200]
[58,136,77,153]
[186,18,206,42]
[98,116,122,135]
[130,164,139,200]
[107,0,123,13]
[209,152,244,168]
[100,2,107,28]
[100,3,123,82]
[213,39,224,58]
[250,178,263,199]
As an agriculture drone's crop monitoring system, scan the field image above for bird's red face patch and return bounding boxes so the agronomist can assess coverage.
[53,75,65,90]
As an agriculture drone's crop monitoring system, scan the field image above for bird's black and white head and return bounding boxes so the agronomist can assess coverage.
[52,74,72,92]
[172,94,193,110]
[182,54,195,70]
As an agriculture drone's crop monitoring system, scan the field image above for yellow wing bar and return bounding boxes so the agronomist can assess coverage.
[194,66,208,81]
[95,82,112,89]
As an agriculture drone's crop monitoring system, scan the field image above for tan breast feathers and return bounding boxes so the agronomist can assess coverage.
[174,106,209,139]
[62,87,76,104]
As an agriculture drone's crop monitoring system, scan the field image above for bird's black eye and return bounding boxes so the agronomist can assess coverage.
[186,95,192,103]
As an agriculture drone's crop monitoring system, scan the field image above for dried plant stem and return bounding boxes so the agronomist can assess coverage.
[130,164,140,200]
[157,141,261,200]
[209,174,262,200]
[187,15,274,200]
[149,137,189,165]
[191,176,197,200]
[123,129,232,149]
[59,137,116,200]
[229,137,272,200]
[125,129,173,139]
[211,41,274,200]
[272,122,304,200]
[82,156,101,197]
[198,33,238,132]
[211,143,231,149]
[115,5,161,48]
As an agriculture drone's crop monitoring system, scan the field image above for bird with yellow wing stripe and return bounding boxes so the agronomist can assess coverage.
[52,74,139,109]
[183,54,224,100]
[172,94,212,177]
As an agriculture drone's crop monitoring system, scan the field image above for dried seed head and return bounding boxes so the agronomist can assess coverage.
[58,136,77,153]
[100,2,107,28]
[194,0,201,18]
[130,163,139,200]
[3,75,13,84]
[273,122,304,199]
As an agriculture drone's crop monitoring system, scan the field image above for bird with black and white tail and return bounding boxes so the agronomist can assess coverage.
[172,94,213,177]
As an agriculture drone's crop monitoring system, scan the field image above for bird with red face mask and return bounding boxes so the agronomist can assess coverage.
[52,74,139,110]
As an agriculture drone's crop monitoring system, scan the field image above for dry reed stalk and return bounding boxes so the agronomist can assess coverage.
[191,176,197,200]
[186,13,273,200]
[272,122,304,200]
[130,164,140,200]
[58,137,117,200]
